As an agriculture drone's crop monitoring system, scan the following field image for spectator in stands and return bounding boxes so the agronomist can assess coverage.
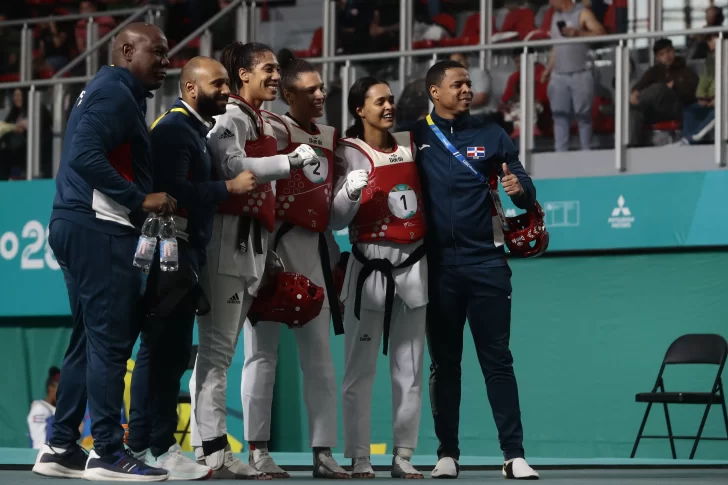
[628,38,698,147]
[543,0,606,151]
[449,52,501,126]
[27,367,60,449]
[0,88,29,180]
[337,0,400,76]
[0,88,53,180]
[677,33,718,145]
[501,50,551,138]
[0,11,21,75]
[38,21,74,71]
[688,5,724,60]
[211,0,235,53]
[395,78,430,131]
[75,1,116,54]
[337,0,371,55]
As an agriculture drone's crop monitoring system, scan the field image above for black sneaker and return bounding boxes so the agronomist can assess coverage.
[33,443,88,478]
[83,448,168,482]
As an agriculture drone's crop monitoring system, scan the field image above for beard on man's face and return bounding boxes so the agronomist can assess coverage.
[196,88,228,118]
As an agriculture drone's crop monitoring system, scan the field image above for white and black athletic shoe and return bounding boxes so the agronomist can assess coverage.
[32,444,88,478]
[502,458,539,480]
[83,448,168,481]
[431,457,459,479]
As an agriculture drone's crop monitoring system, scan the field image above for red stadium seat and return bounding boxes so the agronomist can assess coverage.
[437,12,480,47]
[432,13,457,36]
[0,73,20,83]
[651,120,681,131]
[497,7,536,41]
[293,27,323,58]
[412,39,436,50]
[649,120,682,145]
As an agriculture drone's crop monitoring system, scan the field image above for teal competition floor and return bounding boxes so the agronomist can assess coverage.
[3,449,727,484]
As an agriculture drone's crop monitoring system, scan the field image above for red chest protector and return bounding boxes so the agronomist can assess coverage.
[262,111,337,232]
[339,132,427,244]
[215,99,278,233]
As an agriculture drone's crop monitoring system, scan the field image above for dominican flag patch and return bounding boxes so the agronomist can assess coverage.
[467,146,485,159]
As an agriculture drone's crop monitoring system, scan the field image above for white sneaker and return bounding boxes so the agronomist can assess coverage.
[249,447,289,478]
[503,458,539,480]
[431,457,459,479]
[205,444,270,480]
[32,444,87,479]
[351,456,375,478]
[391,448,423,479]
[147,444,212,481]
[312,449,350,479]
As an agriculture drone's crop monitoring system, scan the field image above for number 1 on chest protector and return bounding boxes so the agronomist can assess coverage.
[388,184,418,219]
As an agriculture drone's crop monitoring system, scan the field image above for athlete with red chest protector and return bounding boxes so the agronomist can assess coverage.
[187,42,320,479]
[330,77,428,479]
[243,49,349,479]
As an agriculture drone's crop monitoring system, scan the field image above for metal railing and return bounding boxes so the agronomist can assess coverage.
[314,24,728,173]
[0,5,165,84]
[3,1,727,179]
[52,7,163,79]
[0,6,164,28]
[0,4,164,179]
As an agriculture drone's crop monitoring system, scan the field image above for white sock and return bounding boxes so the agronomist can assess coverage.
[395,447,413,460]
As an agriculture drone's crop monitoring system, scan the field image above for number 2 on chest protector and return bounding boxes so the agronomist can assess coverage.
[388,184,417,219]
[302,149,328,184]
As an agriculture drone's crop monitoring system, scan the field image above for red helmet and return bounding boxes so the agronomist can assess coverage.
[503,202,550,258]
[249,272,325,328]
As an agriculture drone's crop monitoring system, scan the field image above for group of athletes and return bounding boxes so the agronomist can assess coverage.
[32,20,546,483]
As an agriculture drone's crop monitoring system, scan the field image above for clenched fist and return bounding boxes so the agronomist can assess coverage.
[345,169,369,200]
[288,144,320,169]
[226,170,258,195]
[500,163,524,197]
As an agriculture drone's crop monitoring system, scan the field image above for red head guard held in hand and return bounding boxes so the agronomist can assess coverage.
[503,201,550,258]
[249,272,325,328]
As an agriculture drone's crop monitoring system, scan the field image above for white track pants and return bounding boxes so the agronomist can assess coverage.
[189,250,254,446]
[241,309,338,448]
[341,297,426,458]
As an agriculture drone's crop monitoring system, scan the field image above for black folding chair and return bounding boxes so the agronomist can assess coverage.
[630,333,728,459]
[175,345,198,446]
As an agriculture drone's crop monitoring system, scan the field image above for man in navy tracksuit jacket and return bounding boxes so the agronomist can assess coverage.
[413,60,540,480]
[126,57,255,480]
[34,24,174,482]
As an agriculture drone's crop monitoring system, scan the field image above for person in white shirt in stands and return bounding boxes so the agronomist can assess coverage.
[28,367,60,449]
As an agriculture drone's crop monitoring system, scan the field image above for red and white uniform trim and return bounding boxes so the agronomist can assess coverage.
[338,132,426,245]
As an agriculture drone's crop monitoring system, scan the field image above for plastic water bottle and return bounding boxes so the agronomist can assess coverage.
[134,214,161,273]
[159,216,179,272]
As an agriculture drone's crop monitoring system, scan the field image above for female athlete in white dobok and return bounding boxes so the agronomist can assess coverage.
[187,42,319,479]
[330,77,428,479]
[242,49,349,479]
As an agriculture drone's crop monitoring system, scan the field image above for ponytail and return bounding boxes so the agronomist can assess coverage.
[345,118,364,139]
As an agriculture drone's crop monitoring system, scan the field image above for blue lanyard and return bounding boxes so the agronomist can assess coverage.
[425,114,511,231]
[425,114,486,183]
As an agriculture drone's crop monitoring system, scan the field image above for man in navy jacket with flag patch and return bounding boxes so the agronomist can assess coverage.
[412,60,540,480]
[34,23,176,482]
